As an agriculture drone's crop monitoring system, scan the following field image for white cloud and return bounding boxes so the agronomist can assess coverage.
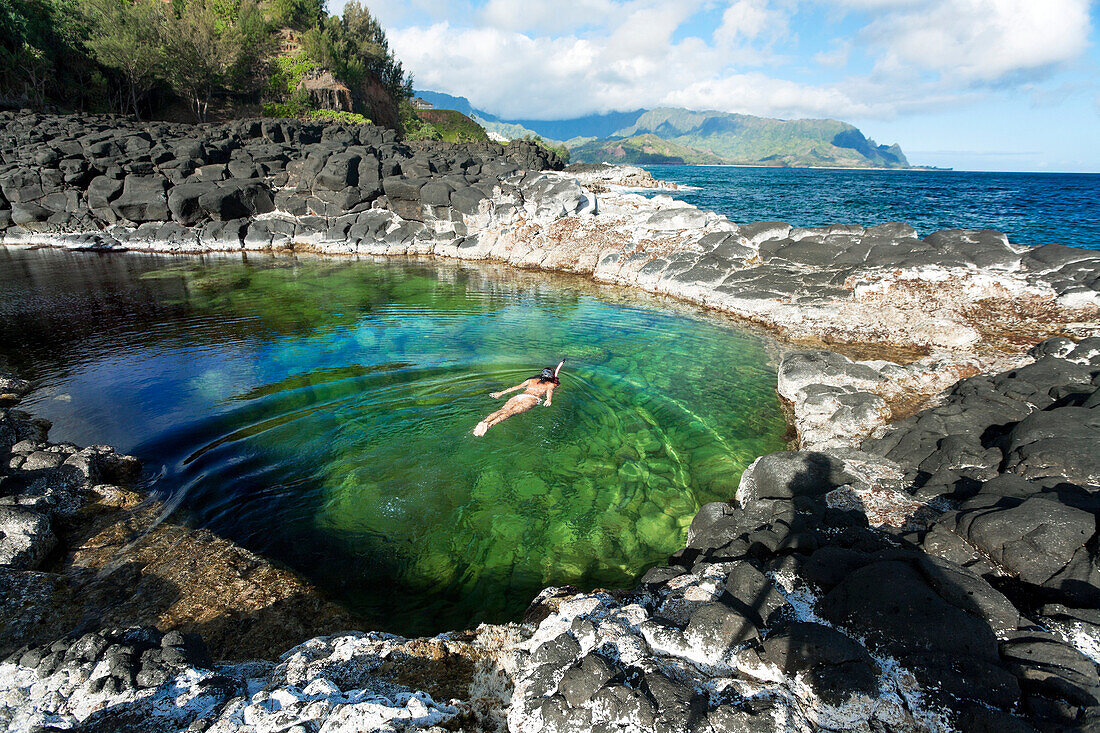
[714,0,787,43]
[813,40,851,68]
[393,19,880,120]
[479,0,618,33]
[664,73,883,118]
[386,0,1095,121]
[855,0,1092,83]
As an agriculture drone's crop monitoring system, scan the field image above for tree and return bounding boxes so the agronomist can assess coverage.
[300,1,410,102]
[162,0,241,121]
[228,0,277,97]
[269,0,321,32]
[82,0,166,120]
[1,0,99,108]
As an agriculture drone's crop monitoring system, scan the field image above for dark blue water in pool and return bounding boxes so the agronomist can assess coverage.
[642,166,1100,250]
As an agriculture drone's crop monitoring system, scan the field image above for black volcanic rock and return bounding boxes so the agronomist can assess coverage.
[819,559,1020,707]
[762,622,880,703]
[0,111,562,246]
[111,174,169,223]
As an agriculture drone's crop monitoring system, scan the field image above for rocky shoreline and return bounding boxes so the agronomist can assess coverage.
[2,112,1100,731]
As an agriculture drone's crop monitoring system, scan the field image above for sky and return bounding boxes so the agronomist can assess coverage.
[330,0,1100,172]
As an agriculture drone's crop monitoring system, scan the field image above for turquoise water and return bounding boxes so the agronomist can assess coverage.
[645,166,1100,250]
[0,248,788,635]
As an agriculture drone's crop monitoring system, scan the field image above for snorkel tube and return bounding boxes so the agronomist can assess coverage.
[554,360,565,379]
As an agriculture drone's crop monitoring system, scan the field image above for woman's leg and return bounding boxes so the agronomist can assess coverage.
[475,404,511,436]
[486,401,533,427]
[474,397,537,435]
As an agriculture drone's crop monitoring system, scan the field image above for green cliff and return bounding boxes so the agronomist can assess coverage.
[572,107,910,168]
[419,92,914,169]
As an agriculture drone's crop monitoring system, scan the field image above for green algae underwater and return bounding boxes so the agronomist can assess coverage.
[0,249,788,636]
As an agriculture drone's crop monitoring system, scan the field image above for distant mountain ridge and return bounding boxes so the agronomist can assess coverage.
[414,90,913,169]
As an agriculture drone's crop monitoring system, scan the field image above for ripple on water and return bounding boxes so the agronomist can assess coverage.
[0,249,788,635]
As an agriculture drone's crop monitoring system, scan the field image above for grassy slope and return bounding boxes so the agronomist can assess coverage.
[475,117,544,142]
[415,109,490,142]
[569,134,727,165]
[570,107,910,168]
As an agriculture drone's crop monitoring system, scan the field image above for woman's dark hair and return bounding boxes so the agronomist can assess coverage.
[535,367,560,384]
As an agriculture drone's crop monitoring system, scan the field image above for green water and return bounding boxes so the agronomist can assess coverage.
[0,248,788,635]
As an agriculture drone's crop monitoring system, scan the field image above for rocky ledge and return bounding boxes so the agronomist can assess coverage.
[3,112,1100,731]
[559,163,679,191]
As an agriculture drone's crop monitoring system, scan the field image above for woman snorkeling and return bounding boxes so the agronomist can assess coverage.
[473,360,564,437]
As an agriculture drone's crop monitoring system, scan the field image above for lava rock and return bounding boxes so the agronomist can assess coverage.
[1000,630,1100,708]
[683,601,759,659]
[0,505,56,569]
[721,561,789,626]
[950,494,1095,584]
[557,653,618,707]
[737,451,855,503]
[819,559,1020,709]
[762,622,880,703]
[111,175,169,222]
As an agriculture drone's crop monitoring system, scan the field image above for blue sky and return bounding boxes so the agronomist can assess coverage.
[333,0,1099,172]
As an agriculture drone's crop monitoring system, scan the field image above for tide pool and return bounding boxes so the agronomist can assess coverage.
[0,248,788,635]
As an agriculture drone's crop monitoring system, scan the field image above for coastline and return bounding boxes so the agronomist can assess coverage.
[2,112,1100,732]
[683,163,948,171]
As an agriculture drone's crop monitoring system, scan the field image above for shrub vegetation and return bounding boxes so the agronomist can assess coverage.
[0,0,412,123]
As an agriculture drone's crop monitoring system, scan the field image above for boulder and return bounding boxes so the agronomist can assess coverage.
[111,175,169,222]
[420,181,454,207]
[166,181,216,226]
[557,653,617,707]
[1000,630,1100,708]
[951,494,1095,585]
[762,622,879,703]
[737,451,854,503]
[819,559,1020,708]
[683,602,759,660]
[198,180,275,221]
[10,201,51,226]
[721,561,789,625]
[357,154,382,195]
[641,671,705,732]
[0,506,56,569]
[315,152,361,191]
[382,176,426,201]
[1002,407,1100,486]
[450,186,486,216]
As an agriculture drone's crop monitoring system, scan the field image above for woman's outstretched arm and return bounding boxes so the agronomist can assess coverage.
[491,380,530,399]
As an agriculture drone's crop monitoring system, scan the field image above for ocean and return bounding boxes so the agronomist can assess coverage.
[642,165,1100,251]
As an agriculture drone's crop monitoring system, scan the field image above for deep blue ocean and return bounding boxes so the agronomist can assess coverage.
[642,166,1100,251]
